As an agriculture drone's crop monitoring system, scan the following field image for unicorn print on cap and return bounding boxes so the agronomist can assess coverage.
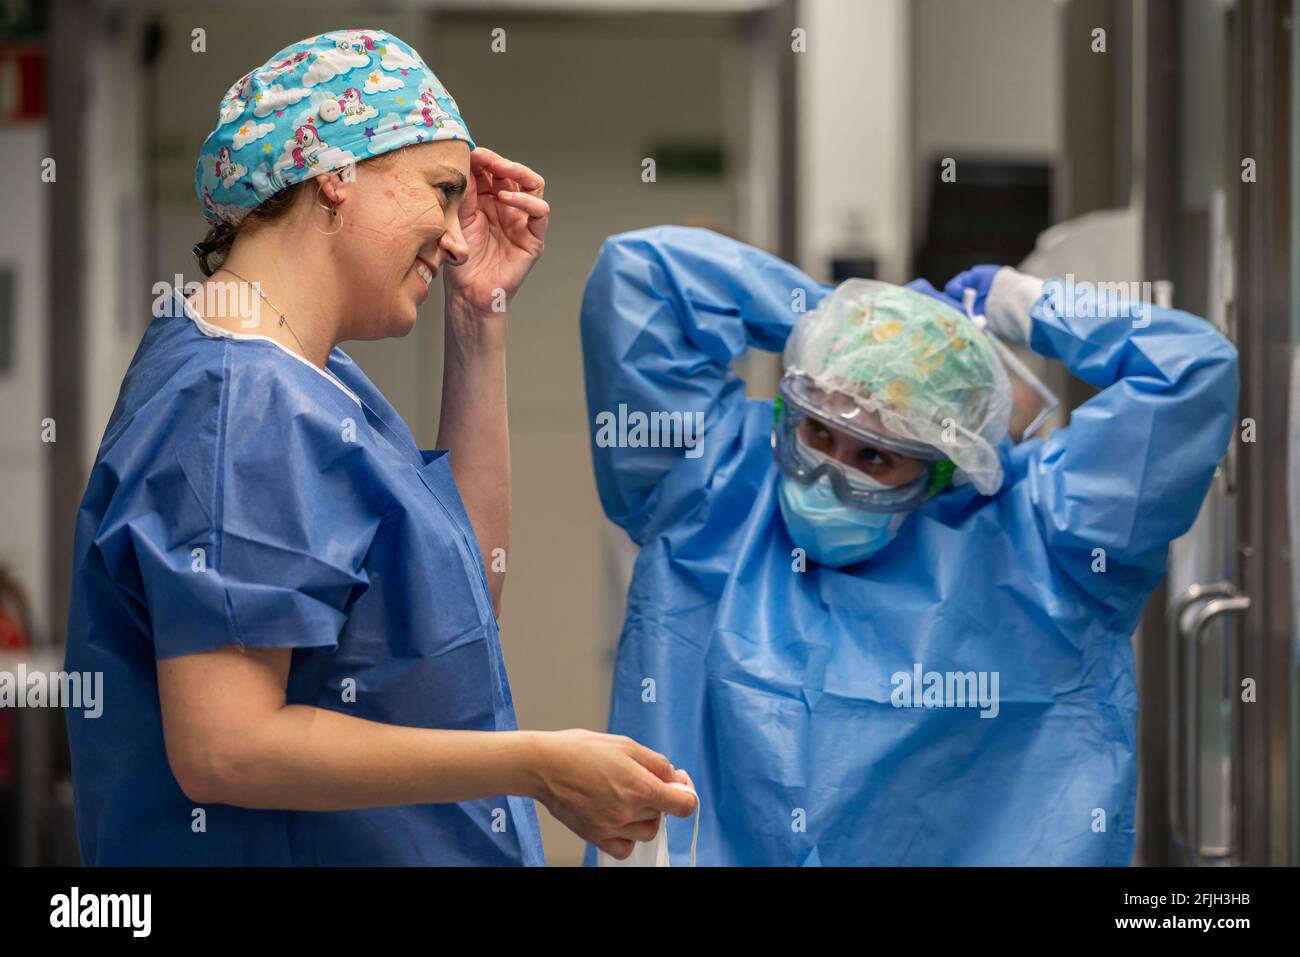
[412,86,452,131]
[338,88,378,126]
[196,28,475,225]
[213,146,247,188]
[332,29,380,55]
[280,123,328,172]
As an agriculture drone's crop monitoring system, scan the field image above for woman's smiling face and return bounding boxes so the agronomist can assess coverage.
[326,139,473,340]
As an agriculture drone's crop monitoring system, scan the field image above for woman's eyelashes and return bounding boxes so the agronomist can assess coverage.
[859,447,889,468]
[434,180,465,206]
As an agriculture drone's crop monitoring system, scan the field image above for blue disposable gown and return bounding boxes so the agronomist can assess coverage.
[580,227,1238,866]
[65,290,544,866]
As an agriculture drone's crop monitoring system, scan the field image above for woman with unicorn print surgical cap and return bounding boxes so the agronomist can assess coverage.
[63,30,695,867]
[580,226,1238,865]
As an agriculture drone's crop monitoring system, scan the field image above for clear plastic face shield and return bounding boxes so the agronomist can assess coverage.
[772,375,952,513]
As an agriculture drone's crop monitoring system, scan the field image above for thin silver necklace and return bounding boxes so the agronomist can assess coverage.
[219,267,310,358]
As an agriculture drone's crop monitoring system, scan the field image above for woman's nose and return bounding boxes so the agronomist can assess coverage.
[439,217,470,267]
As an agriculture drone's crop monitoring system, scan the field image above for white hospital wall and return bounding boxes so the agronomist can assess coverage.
[82,17,150,485]
[912,0,1063,231]
[797,0,912,284]
[0,124,49,642]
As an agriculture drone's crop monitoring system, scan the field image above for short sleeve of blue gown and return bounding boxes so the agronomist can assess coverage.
[95,345,383,660]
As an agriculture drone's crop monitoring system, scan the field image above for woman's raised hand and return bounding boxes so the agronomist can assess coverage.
[443,147,549,316]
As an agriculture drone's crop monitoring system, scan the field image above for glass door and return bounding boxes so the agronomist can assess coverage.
[1142,0,1294,866]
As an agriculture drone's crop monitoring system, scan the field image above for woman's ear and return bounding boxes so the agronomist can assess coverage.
[315,169,351,209]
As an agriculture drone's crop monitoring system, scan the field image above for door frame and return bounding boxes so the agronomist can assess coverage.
[1233,0,1293,867]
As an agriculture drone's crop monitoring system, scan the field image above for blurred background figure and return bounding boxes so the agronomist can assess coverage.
[0,0,1294,866]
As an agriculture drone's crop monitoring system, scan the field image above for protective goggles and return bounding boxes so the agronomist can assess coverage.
[772,376,954,513]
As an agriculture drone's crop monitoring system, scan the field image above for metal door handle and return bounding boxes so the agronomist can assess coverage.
[1185,593,1251,862]
[1168,581,1239,849]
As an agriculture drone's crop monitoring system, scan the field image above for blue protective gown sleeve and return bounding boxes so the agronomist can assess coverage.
[580,226,831,542]
[1009,278,1239,609]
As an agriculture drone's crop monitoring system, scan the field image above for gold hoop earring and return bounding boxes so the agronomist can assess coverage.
[315,181,343,236]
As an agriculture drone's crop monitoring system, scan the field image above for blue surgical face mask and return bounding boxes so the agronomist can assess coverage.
[777,475,909,567]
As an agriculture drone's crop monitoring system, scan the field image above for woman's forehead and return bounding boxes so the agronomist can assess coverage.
[408,139,471,175]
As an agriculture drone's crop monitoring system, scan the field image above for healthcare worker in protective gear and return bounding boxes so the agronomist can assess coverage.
[63,30,694,866]
[580,226,1238,865]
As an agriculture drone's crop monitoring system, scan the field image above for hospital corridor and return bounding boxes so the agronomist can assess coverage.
[0,0,1294,937]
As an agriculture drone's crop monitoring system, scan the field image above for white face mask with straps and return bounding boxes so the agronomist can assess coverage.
[596,782,699,867]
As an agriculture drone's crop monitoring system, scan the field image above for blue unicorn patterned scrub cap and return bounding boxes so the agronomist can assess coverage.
[195,28,474,225]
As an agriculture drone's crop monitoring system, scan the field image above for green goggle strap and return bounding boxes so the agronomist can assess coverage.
[926,459,956,497]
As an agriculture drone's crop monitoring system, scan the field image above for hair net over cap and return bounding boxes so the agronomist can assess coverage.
[195,28,474,225]
[782,279,1012,494]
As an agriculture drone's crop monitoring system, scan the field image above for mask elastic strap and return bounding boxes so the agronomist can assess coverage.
[667,781,700,867]
[963,288,1060,439]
